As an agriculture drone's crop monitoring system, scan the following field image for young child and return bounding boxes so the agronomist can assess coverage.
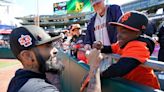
[88,11,160,90]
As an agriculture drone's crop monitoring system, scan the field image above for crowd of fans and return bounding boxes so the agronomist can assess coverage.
[60,20,163,64]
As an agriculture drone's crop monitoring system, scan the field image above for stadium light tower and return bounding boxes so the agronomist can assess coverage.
[35,0,40,26]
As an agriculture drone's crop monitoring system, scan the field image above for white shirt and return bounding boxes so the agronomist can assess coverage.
[94,7,111,46]
[94,7,113,72]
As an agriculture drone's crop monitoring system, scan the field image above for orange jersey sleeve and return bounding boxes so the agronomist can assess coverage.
[111,42,122,54]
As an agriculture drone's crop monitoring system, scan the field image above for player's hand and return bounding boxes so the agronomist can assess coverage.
[92,41,103,50]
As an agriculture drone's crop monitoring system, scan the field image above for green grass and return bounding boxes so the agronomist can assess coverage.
[0,61,19,69]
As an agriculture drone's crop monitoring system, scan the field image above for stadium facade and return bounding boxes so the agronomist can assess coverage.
[16,0,164,30]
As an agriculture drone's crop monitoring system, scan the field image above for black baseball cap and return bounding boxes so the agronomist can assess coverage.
[9,25,61,57]
[109,11,148,32]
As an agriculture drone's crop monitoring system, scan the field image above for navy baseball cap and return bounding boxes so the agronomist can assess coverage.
[109,11,148,32]
[90,0,102,6]
[9,25,61,57]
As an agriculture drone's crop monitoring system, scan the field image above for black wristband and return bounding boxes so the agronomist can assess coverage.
[101,46,112,54]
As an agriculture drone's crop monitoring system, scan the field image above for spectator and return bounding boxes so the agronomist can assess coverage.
[157,23,164,62]
[84,0,123,70]
[84,0,123,47]
[144,20,157,37]
[69,24,88,63]
[90,11,160,89]
[70,24,85,44]
[62,29,73,51]
[7,25,64,92]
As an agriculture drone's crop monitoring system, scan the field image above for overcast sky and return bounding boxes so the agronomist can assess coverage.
[10,0,135,17]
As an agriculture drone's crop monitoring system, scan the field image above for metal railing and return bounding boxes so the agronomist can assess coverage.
[111,54,164,71]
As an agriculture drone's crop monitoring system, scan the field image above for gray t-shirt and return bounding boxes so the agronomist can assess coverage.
[19,78,59,92]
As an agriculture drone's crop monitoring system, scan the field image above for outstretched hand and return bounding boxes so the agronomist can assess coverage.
[86,49,103,78]
[85,49,102,92]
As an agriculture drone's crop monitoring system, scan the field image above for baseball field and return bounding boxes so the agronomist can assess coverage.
[0,59,22,92]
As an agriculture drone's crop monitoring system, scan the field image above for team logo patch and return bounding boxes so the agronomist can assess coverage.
[18,35,32,47]
[121,12,131,23]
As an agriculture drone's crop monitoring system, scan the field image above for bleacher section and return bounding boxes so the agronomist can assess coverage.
[16,0,164,29]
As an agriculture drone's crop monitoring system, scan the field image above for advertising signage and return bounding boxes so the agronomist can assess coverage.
[53,0,93,15]
[66,0,93,14]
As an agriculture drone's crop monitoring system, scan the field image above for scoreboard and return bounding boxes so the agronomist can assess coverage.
[53,2,67,15]
[67,0,93,14]
[53,0,93,15]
